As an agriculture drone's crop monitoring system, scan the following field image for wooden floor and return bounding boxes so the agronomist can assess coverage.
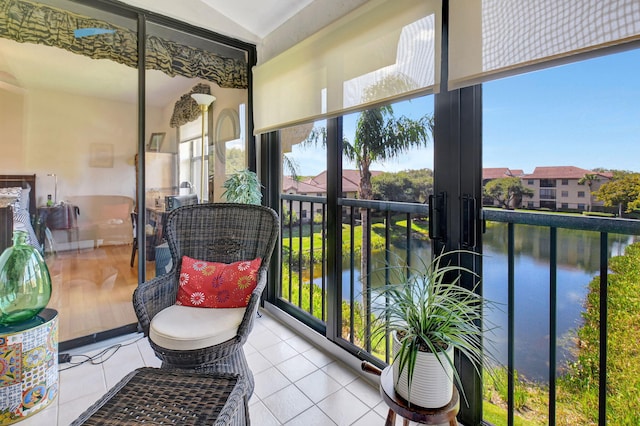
[45,243,155,343]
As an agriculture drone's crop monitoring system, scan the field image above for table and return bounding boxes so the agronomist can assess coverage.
[0,309,58,425]
[145,208,169,260]
[37,204,79,251]
[362,362,460,426]
[71,367,248,425]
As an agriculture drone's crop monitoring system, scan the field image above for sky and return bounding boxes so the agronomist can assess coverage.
[287,47,640,177]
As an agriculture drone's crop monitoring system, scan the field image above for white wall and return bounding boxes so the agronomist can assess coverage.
[0,85,27,170]
[2,77,247,208]
[4,87,163,206]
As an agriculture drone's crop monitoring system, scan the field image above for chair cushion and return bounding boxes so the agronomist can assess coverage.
[149,305,245,351]
[176,256,261,308]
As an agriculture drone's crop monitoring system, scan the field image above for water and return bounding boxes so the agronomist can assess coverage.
[318,223,637,383]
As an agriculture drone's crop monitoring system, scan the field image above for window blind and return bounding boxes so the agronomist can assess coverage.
[253,0,441,134]
[449,0,640,90]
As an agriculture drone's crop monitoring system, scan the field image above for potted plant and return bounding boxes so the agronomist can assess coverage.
[371,249,496,408]
[221,169,263,205]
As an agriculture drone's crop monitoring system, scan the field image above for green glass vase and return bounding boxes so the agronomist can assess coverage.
[0,230,52,326]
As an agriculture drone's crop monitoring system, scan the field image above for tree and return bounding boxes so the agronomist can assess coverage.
[577,173,600,212]
[304,76,433,339]
[348,104,431,342]
[484,177,534,209]
[372,169,433,203]
[593,173,640,216]
[346,106,433,201]
[225,147,246,174]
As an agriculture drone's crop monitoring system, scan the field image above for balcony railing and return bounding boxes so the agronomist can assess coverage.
[278,193,640,425]
[483,209,640,426]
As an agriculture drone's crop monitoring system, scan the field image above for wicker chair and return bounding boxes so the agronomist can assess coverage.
[133,203,279,397]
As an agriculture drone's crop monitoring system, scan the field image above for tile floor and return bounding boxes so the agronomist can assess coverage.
[19,309,453,425]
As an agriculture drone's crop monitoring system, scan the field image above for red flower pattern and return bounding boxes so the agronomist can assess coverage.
[176,256,262,308]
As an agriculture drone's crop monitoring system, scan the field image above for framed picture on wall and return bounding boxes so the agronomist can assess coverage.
[147,132,166,152]
[89,143,114,168]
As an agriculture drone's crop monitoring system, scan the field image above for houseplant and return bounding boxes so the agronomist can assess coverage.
[371,249,496,408]
[221,169,263,205]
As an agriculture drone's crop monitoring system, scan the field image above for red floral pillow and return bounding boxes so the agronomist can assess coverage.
[176,256,262,308]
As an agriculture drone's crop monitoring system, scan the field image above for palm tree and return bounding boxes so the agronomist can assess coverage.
[306,102,432,337]
[347,106,433,201]
[301,75,433,342]
[578,173,600,212]
[347,105,432,342]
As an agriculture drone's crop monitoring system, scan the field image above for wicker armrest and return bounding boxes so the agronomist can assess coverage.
[132,272,179,334]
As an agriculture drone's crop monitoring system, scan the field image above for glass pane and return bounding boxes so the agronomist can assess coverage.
[279,121,328,321]
[0,0,138,342]
[143,21,249,279]
[340,95,434,359]
[482,48,640,424]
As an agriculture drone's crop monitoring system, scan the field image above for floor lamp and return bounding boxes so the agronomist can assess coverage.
[191,93,216,202]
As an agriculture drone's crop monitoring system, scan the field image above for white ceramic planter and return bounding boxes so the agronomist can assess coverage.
[392,332,454,408]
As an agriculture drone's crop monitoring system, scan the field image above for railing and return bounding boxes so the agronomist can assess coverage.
[280,194,328,325]
[278,193,640,425]
[483,209,640,426]
[279,194,429,342]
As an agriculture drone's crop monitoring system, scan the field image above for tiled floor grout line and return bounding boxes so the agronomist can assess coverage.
[20,311,418,425]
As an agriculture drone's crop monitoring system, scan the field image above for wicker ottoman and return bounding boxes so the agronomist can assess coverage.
[71,367,249,425]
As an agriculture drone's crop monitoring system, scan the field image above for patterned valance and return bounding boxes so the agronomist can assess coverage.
[0,0,248,89]
[170,83,213,128]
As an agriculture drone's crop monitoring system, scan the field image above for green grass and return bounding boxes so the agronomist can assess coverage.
[282,215,429,266]
[555,242,640,425]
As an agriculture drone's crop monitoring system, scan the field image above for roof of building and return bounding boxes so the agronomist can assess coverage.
[306,169,382,193]
[482,168,524,180]
[282,176,325,194]
[521,166,609,179]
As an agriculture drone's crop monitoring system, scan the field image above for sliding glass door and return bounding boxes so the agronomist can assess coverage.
[0,0,255,347]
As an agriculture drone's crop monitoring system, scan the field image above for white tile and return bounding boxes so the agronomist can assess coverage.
[58,361,106,404]
[249,400,282,426]
[284,405,336,426]
[345,377,381,408]
[247,350,274,374]
[374,400,405,423]
[256,311,281,328]
[264,319,298,340]
[244,341,258,355]
[295,370,342,403]
[58,391,105,425]
[317,388,369,426]
[320,361,357,386]
[351,410,386,426]
[301,347,334,368]
[249,392,261,406]
[55,330,408,426]
[275,354,318,382]
[254,366,291,399]
[248,327,282,350]
[260,340,299,364]
[99,342,146,388]
[136,339,162,367]
[285,334,314,353]
[262,384,314,424]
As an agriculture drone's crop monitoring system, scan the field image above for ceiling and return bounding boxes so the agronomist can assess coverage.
[199,0,316,39]
[0,0,363,106]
